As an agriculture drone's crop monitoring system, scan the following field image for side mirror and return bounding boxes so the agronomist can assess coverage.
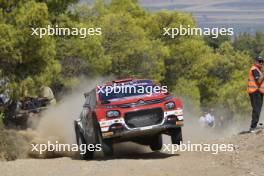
[84,93,89,98]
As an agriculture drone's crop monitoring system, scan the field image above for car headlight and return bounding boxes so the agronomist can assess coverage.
[106,110,120,118]
[165,102,175,110]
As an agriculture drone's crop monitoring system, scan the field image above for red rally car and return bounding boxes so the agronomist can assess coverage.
[74,78,184,159]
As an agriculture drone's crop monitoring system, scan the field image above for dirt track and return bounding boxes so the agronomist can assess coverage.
[0,132,263,176]
[1,88,263,176]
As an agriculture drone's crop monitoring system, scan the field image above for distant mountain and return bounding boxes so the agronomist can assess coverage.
[80,0,264,33]
[139,0,264,33]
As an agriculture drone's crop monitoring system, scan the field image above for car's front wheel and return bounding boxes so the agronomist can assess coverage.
[101,138,113,157]
[92,117,114,157]
[89,117,114,156]
[74,121,94,160]
[169,127,183,145]
[149,134,163,151]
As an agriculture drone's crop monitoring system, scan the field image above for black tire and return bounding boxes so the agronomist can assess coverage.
[170,128,183,145]
[94,122,113,156]
[74,121,94,160]
[149,134,163,151]
[101,138,114,156]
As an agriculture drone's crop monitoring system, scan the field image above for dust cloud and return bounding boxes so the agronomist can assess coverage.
[25,76,148,159]
[178,96,249,143]
[27,77,112,158]
[22,79,249,158]
[26,76,150,158]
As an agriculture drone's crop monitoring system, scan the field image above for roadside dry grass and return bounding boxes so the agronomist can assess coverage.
[0,120,31,161]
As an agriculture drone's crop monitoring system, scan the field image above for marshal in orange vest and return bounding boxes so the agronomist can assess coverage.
[247,65,264,93]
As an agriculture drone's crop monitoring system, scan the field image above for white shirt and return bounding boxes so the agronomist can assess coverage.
[199,113,215,126]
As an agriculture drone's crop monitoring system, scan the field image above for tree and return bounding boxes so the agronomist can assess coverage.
[0,23,21,76]
[233,31,264,58]
[204,34,231,49]
[108,0,145,18]
[0,1,60,97]
[54,13,110,83]
[36,0,79,14]
[100,11,168,81]
[0,0,257,119]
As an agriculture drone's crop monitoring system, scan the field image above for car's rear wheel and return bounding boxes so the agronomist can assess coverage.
[149,134,163,151]
[74,121,94,160]
[170,127,182,145]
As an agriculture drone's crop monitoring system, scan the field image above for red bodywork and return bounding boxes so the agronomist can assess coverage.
[83,78,184,139]
[95,94,182,121]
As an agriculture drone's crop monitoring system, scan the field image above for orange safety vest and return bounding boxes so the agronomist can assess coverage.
[247,65,264,94]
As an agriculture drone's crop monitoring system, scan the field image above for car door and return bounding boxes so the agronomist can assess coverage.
[83,90,97,144]
[81,94,91,135]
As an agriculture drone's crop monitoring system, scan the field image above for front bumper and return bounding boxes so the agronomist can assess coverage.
[99,109,183,139]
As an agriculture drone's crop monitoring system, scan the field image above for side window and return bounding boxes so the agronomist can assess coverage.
[85,94,91,105]
[90,90,96,107]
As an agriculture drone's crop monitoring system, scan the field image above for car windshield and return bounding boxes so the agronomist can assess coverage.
[98,80,156,101]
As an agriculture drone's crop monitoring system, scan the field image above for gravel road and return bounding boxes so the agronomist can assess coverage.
[1,132,263,176]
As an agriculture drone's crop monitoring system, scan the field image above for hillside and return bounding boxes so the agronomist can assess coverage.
[139,0,264,33]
